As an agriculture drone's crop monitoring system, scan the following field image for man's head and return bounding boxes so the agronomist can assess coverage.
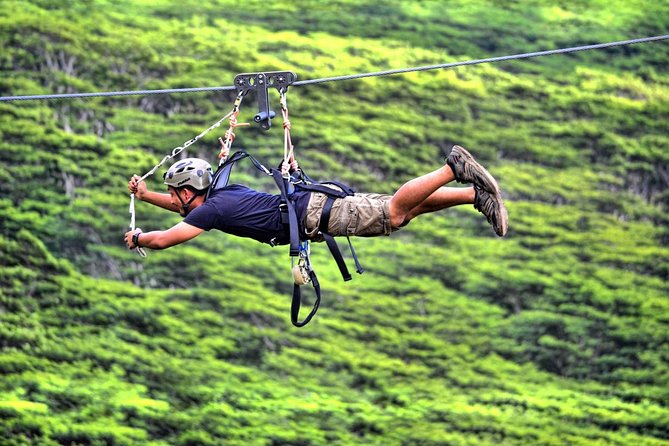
[164,158,213,215]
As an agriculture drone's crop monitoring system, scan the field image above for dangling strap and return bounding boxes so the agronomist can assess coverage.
[318,197,351,281]
[278,89,323,326]
[347,236,364,274]
[272,163,322,326]
[318,196,364,280]
[291,270,321,327]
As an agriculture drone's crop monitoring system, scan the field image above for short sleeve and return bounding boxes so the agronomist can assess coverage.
[183,201,218,231]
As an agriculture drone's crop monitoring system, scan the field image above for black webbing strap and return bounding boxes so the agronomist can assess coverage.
[347,236,364,274]
[272,170,322,326]
[318,196,364,279]
[319,197,352,281]
[291,269,321,327]
[208,151,248,198]
[207,150,272,199]
[323,234,352,281]
[271,169,300,256]
[295,181,354,198]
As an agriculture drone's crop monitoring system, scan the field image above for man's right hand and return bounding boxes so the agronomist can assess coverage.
[128,175,147,199]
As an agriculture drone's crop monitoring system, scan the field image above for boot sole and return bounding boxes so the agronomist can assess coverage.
[494,192,509,237]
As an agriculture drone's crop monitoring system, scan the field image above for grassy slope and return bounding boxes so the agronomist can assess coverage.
[0,1,668,445]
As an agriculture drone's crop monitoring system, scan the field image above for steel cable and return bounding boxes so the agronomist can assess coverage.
[1,35,667,102]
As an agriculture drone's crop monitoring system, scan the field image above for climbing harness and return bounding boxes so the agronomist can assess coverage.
[207,149,363,327]
[210,73,363,326]
[130,71,363,327]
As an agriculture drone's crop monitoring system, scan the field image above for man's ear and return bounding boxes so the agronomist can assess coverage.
[179,188,192,201]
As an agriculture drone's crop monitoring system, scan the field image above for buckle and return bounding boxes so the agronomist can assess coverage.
[279,203,288,213]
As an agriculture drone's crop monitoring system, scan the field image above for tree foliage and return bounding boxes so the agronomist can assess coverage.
[1,0,668,444]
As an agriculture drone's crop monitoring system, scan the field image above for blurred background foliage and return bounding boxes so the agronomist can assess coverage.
[0,0,668,445]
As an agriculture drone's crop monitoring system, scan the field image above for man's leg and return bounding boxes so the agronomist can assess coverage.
[388,164,459,228]
[389,145,508,236]
[404,186,475,221]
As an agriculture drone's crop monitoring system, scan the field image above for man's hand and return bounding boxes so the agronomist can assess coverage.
[281,158,299,176]
[124,228,142,249]
[128,175,147,199]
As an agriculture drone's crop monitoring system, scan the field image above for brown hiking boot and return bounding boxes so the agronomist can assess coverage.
[446,145,500,195]
[473,184,508,237]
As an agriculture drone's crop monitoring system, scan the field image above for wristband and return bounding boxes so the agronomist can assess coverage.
[132,232,141,247]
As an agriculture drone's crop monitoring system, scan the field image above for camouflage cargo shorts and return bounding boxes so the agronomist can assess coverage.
[303,189,399,240]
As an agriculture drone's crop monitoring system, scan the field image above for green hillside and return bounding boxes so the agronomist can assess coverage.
[1,1,668,445]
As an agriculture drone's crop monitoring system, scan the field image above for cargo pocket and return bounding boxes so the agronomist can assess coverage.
[345,201,359,236]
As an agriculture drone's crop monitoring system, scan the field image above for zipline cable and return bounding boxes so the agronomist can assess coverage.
[293,34,669,86]
[0,86,236,101]
[0,34,667,102]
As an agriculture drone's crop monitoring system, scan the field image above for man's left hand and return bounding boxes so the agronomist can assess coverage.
[125,229,142,249]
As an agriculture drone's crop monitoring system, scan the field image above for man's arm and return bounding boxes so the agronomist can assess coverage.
[128,175,180,212]
[125,222,204,250]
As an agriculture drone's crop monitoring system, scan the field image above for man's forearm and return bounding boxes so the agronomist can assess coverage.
[139,191,180,212]
[129,222,203,251]
[134,230,169,250]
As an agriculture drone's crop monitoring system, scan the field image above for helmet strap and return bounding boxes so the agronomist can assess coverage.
[175,188,200,215]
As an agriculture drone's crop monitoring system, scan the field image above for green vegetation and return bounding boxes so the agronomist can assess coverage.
[1,1,668,444]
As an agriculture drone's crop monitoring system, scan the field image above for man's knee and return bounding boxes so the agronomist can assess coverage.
[388,200,408,228]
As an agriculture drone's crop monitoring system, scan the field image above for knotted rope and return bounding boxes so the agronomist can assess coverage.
[280,90,296,177]
[218,92,249,163]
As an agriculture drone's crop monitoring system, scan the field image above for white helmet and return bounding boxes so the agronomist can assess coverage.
[164,158,212,190]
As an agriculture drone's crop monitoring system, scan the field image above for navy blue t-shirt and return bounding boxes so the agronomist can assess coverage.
[184,184,310,244]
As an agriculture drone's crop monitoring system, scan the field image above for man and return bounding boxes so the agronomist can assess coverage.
[124,145,508,251]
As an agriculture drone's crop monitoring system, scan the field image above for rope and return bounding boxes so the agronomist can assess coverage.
[218,92,249,162]
[128,194,146,258]
[279,91,294,177]
[135,109,235,183]
[1,35,667,102]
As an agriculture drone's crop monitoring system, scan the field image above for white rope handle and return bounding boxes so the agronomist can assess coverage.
[129,194,147,257]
